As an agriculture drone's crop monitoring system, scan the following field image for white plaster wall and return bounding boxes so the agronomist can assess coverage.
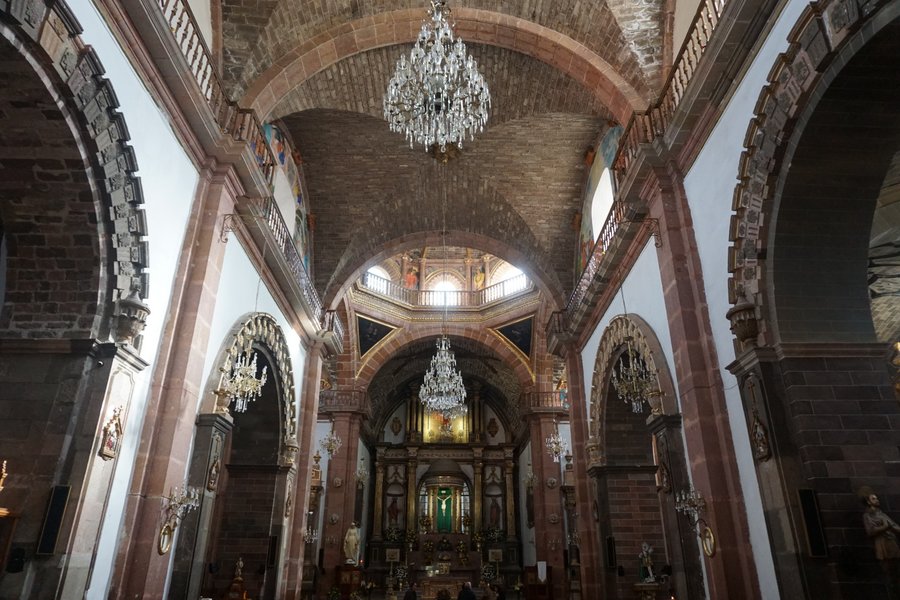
[198,237,307,407]
[682,1,809,597]
[580,240,681,411]
[272,166,297,237]
[72,0,200,596]
[673,0,703,57]
[185,0,213,51]
[517,442,536,565]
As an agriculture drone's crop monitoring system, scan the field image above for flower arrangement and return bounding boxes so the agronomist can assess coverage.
[385,526,403,542]
[327,587,341,600]
[481,562,496,581]
[484,526,504,542]
[471,530,484,549]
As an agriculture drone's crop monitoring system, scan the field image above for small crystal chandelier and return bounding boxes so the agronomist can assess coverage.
[383,0,491,151]
[612,337,659,413]
[319,428,342,458]
[217,351,268,413]
[545,425,568,463]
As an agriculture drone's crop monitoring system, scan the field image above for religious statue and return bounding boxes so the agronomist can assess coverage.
[489,498,501,528]
[388,497,401,526]
[638,542,655,582]
[343,522,361,565]
[863,490,900,595]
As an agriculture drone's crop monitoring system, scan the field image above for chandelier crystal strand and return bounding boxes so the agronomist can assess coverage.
[383,0,491,150]
[224,351,268,412]
[420,164,467,417]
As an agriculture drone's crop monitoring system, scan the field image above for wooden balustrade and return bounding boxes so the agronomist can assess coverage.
[613,0,728,188]
[156,0,276,187]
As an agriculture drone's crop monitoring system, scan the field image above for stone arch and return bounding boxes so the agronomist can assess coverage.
[323,171,565,310]
[358,325,534,394]
[587,315,677,448]
[242,9,644,124]
[727,0,900,348]
[208,312,299,452]
[0,5,149,339]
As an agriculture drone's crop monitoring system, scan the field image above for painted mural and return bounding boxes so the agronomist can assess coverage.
[575,126,623,277]
[496,316,533,359]
[265,124,312,275]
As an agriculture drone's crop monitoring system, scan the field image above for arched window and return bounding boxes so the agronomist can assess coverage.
[431,280,459,306]
[590,168,615,237]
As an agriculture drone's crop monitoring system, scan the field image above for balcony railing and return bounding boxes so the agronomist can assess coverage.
[157,0,276,185]
[520,391,570,414]
[319,390,370,418]
[359,272,533,308]
[612,0,727,188]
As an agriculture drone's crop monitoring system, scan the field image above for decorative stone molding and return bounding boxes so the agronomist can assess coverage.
[588,315,662,441]
[727,0,893,338]
[0,1,150,334]
[213,313,298,453]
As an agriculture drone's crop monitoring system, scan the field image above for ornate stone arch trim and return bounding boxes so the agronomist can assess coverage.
[587,315,677,462]
[1,1,150,338]
[727,0,899,346]
[212,313,299,460]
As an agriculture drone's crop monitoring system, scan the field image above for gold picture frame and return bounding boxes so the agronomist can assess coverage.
[701,526,716,557]
[157,521,174,555]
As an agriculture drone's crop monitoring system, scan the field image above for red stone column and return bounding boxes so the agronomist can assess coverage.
[110,166,238,599]
[564,349,602,597]
[283,341,325,600]
[318,411,364,594]
[649,164,760,599]
[528,414,567,598]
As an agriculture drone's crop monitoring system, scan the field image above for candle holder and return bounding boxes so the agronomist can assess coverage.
[675,485,716,557]
[158,484,201,555]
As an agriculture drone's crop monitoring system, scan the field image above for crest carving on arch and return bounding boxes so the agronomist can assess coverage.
[214,313,298,455]
[588,316,661,448]
[727,0,895,341]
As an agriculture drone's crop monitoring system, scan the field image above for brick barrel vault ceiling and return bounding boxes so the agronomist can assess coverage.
[269,44,615,125]
[281,109,602,302]
[220,0,663,104]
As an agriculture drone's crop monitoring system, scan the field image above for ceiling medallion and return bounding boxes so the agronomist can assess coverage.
[383,0,491,151]
[429,142,462,163]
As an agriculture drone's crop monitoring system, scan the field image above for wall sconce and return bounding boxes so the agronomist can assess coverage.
[158,485,201,555]
[319,428,342,458]
[0,460,7,493]
[525,468,536,489]
[675,485,716,557]
[547,538,561,552]
[303,527,319,544]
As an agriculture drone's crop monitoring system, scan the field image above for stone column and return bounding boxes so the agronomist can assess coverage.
[319,411,363,589]
[283,341,324,600]
[112,166,238,600]
[56,343,149,599]
[371,455,385,541]
[406,448,418,531]
[473,452,483,531]
[504,451,517,541]
[168,412,233,600]
[648,163,758,598]
[529,414,566,598]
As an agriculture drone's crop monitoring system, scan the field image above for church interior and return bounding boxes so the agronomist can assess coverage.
[0,0,898,598]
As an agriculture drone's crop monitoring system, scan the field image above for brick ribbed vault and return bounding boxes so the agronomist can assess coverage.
[283,110,602,306]
[234,5,662,122]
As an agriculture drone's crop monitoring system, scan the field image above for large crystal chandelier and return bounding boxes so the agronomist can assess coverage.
[383,0,491,151]
[218,351,268,413]
[420,335,468,416]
